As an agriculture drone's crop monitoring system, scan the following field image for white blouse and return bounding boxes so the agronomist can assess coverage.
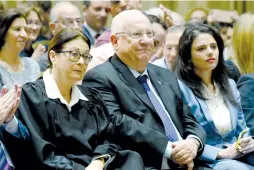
[202,83,232,135]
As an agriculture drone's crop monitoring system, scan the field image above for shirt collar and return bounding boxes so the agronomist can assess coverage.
[43,69,88,103]
[84,22,99,38]
[128,67,150,79]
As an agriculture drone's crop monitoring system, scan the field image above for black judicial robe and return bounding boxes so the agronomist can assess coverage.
[8,78,145,170]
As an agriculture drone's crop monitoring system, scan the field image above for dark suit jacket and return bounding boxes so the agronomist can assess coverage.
[237,74,254,136]
[83,55,206,169]
[83,25,95,45]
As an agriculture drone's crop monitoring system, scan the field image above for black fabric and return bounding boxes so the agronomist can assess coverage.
[6,78,145,170]
[83,54,206,169]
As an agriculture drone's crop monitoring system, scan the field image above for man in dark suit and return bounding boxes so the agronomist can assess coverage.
[83,10,207,170]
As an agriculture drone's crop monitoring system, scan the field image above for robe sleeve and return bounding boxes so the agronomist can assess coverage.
[17,82,85,170]
[80,87,122,161]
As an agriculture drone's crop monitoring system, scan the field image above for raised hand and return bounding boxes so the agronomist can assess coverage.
[0,87,16,125]
[4,84,22,123]
[159,4,174,27]
[31,44,46,61]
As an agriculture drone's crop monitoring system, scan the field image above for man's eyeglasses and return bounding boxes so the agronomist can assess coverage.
[115,31,155,39]
[55,18,83,28]
[56,50,93,64]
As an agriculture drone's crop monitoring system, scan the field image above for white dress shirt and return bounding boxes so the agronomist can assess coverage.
[202,83,232,135]
[43,69,88,112]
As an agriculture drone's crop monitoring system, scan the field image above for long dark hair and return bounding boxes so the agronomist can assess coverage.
[48,29,91,68]
[175,24,236,105]
[0,9,26,50]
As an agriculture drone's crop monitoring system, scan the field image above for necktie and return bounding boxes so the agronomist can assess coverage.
[0,144,12,170]
[137,75,179,142]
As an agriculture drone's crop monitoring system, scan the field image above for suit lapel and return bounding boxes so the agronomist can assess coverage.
[147,66,182,129]
[110,56,156,112]
[195,97,221,134]
[224,98,237,130]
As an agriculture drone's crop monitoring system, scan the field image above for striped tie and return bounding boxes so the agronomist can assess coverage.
[0,144,12,170]
[137,75,179,142]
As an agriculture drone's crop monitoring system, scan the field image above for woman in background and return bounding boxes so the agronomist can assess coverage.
[175,24,254,169]
[20,5,47,60]
[233,13,254,136]
[0,9,40,89]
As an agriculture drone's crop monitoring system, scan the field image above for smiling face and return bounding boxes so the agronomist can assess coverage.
[50,37,90,84]
[113,13,154,71]
[4,17,28,52]
[26,10,42,41]
[191,33,219,73]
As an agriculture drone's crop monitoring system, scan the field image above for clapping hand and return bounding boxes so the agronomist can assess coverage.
[0,84,22,125]
[31,44,46,61]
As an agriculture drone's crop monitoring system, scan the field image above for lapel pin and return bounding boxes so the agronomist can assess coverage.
[158,81,161,85]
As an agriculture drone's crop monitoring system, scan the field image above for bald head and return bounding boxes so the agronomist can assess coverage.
[50,2,81,22]
[111,10,151,35]
[49,2,82,35]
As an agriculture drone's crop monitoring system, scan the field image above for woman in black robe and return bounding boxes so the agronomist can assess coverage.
[10,29,145,170]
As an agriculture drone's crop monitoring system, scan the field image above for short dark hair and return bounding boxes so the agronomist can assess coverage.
[37,1,51,13]
[175,24,236,105]
[146,14,167,30]
[83,1,91,8]
[0,9,26,51]
[48,29,91,68]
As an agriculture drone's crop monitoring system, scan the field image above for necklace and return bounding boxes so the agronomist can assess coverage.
[0,59,24,84]
[0,59,24,73]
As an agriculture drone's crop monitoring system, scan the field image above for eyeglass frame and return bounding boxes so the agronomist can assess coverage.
[55,50,93,64]
[54,18,83,28]
[115,31,155,39]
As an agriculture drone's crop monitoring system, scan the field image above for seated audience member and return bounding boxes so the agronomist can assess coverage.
[153,25,185,70]
[20,5,47,60]
[234,13,254,136]
[146,14,167,62]
[84,10,208,170]
[36,1,52,40]
[14,29,145,170]
[0,9,40,89]
[38,2,84,72]
[175,24,254,169]
[82,0,108,46]
[186,7,209,24]
[95,0,142,48]
[0,85,30,170]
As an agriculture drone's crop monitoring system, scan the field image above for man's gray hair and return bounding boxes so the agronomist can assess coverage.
[50,2,78,22]
[111,10,147,35]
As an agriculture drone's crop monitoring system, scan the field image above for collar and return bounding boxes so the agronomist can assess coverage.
[43,69,88,104]
[128,67,150,79]
[84,22,100,38]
